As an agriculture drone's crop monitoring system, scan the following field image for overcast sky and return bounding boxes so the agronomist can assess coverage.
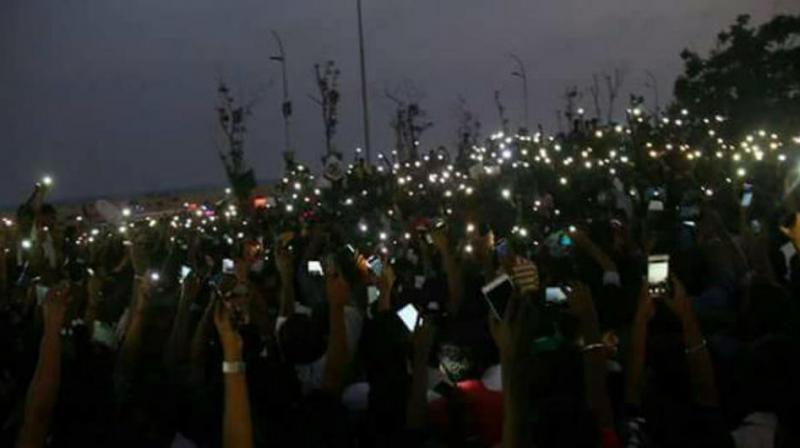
[2,0,798,206]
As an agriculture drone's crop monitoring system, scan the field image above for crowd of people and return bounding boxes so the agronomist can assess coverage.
[1,110,800,448]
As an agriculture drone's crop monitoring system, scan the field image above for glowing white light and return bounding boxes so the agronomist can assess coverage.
[21,239,32,250]
[42,176,53,186]
[501,188,511,199]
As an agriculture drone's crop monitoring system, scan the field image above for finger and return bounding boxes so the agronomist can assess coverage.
[779,226,791,238]
[504,287,522,324]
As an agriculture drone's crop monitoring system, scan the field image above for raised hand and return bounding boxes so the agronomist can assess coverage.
[662,276,693,324]
[214,299,243,361]
[566,282,599,333]
[780,212,800,248]
[489,287,531,365]
[42,282,70,333]
[326,272,350,309]
[633,282,656,325]
[411,314,436,358]
[430,226,449,254]
[377,257,396,292]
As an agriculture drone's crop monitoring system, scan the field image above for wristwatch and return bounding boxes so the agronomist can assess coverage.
[222,361,246,374]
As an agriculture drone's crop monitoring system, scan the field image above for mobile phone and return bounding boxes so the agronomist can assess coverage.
[92,321,116,348]
[180,265,192,282]
[424,233,434,245]
[750,219,762,235]
[648,200,665,212]
[741,184,753,208]
[482,274,513,320]
[495,238,510,258]
[308,260,324,276]
[36,285,49,306]
[397,304,419,332]
[647,254,669,295]
[366,255,383,277]
[545,286,569,305]
[559,232,573,247]
[367,286,380,305]
[222,258,235,274]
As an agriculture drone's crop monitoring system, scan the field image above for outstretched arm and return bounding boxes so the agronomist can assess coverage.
[16,283,70,448]
[568,283,615,430]
[666,278,718,407]
[215,299,253,448]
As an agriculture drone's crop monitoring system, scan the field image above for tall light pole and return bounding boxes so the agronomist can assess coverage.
[270,30,293,160]
[356,0,372,162]
[508,53,529,132]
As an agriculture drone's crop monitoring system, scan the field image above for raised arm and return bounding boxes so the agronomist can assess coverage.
[115,276,151,378]
[489,288,534,448]
[625,284,654,407]
[165,274,204,374]
[321,273,351,395]
[431,228,464,314]
[406,316,436,429]
[214,299,254,448]
[16,283,70,448]
[567,283,615,431]
[666,277,718,407]
[275,245,295,318]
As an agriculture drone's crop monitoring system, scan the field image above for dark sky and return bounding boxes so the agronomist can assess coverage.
[2,0,798,206]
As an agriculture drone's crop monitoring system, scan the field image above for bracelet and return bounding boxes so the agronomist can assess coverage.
[582,342,606,353]
[222,361,246,374]
[685,339,707,355]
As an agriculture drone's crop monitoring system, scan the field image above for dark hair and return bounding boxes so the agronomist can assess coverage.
[278,314,326,364]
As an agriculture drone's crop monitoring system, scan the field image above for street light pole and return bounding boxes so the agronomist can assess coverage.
[356,0,372,162]
[270,31,292,160]
[508,53,529,132]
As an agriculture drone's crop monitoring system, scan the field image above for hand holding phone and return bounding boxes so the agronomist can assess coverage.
[545,286,570,305]
[482,274,514,320]
[308,260,324,276]
[397,303,419,331]
[366,255,383,277]
[741,184,753,208]
[647,254,670,296]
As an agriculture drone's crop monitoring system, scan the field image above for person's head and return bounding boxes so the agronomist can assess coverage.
[277,314,326,364]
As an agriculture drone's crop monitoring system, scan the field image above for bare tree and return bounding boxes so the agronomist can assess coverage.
[385,88,433,161]
[494,90,510,135]
[563,86,581,131]
[308,61,341,155]
[453,96,481,165]
[215,80,257,204]
[604,68,626,123]
[589,74,603,120]
[644,70,660,117]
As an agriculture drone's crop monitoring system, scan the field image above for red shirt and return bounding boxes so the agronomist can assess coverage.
[428,379,503,447]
